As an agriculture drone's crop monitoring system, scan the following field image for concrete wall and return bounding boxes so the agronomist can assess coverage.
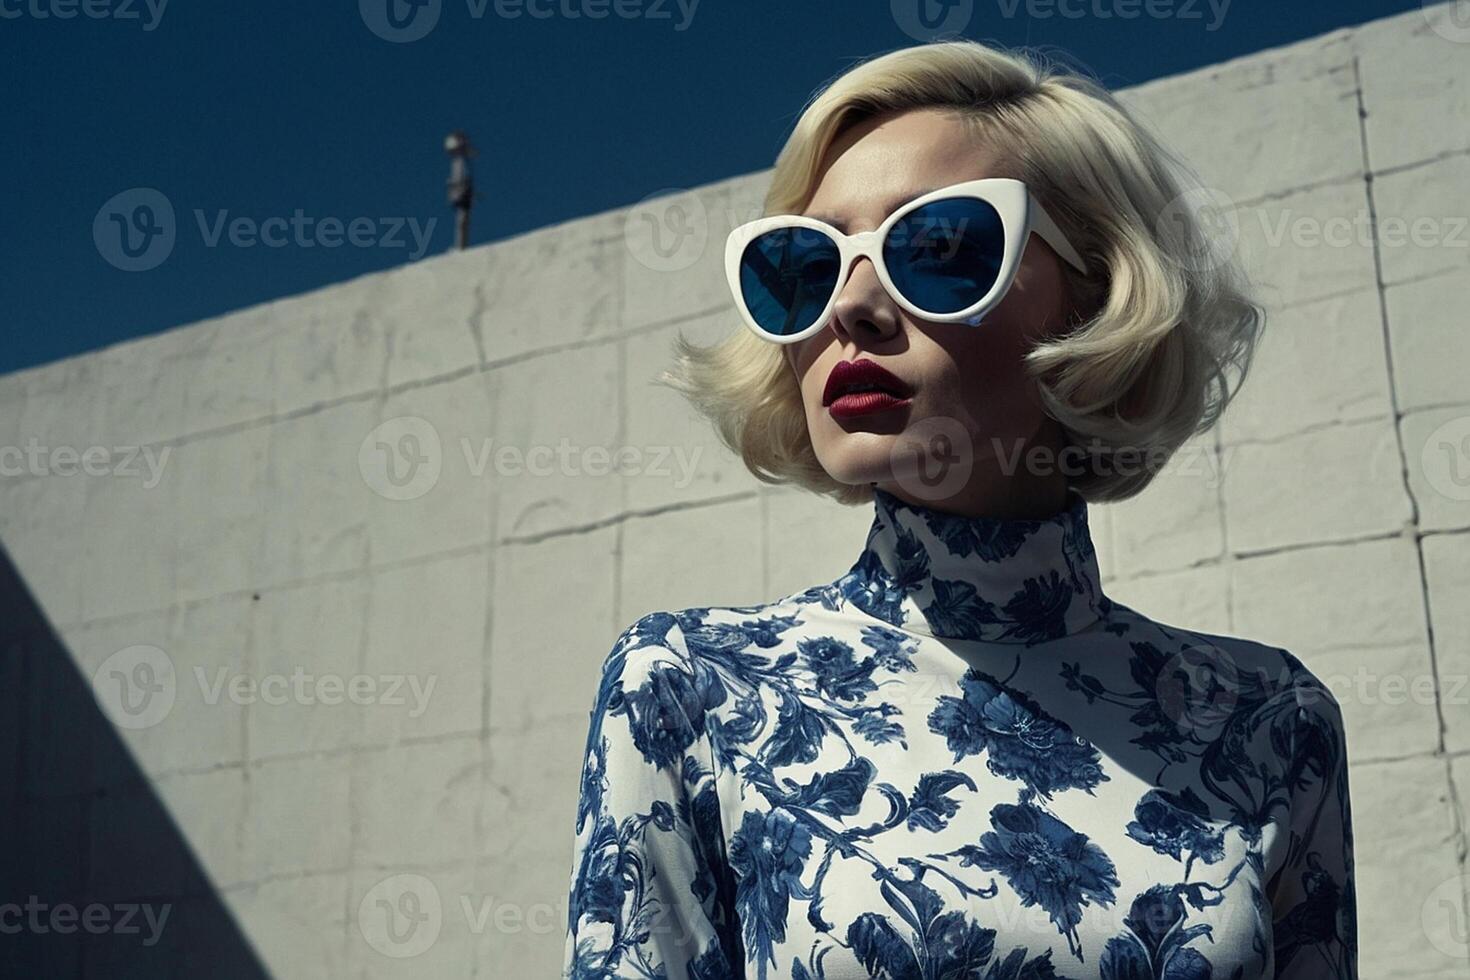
[3,5,1469,976]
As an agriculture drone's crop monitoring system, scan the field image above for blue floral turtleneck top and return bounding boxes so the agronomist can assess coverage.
[562,487,1357,980]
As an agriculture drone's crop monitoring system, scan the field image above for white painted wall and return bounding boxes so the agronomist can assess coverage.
[3,6,1468,976]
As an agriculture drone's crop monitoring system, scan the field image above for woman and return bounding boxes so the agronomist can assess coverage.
[563,39,1356,980]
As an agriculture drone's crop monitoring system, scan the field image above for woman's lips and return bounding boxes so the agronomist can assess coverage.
[822,358,913,419]
[827,390,912,419]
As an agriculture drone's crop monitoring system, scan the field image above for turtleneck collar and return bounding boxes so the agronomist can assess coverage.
[833,485,1112,645]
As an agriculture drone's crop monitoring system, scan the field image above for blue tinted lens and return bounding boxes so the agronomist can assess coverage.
[883,198,1005,315]
[739,226,841,337]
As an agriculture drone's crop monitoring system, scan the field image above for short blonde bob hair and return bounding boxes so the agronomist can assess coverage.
[659,39,1263,506]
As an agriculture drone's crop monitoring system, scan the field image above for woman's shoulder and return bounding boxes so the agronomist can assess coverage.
[601,588,821,682]
[1102,597,1345,729]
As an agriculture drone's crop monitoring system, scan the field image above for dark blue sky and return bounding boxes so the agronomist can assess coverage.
[2,0,1419,374]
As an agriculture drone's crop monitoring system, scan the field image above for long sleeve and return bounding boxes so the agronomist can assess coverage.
[563,620,743,980]
[1269,665,1358,978]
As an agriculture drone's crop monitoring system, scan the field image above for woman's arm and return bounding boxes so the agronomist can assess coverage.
[563,617,743,980]
[1269,663,1358,978]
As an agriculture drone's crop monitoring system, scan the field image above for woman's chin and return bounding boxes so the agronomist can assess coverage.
[812,443,902,488]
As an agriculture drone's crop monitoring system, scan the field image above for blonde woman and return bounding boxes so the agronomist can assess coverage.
[563,39,1355,980]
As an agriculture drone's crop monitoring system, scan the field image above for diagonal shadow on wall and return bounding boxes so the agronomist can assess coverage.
[0,545,269,979]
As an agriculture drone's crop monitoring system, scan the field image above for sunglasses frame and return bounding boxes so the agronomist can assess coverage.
[724,177,1089,345]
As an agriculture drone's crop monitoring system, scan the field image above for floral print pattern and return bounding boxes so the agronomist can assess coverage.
[563,487,1357,978]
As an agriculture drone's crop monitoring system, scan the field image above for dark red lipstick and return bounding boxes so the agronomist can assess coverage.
[822,359,913,420]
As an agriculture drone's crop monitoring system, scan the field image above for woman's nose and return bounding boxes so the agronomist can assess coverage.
[830,256,902,348]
